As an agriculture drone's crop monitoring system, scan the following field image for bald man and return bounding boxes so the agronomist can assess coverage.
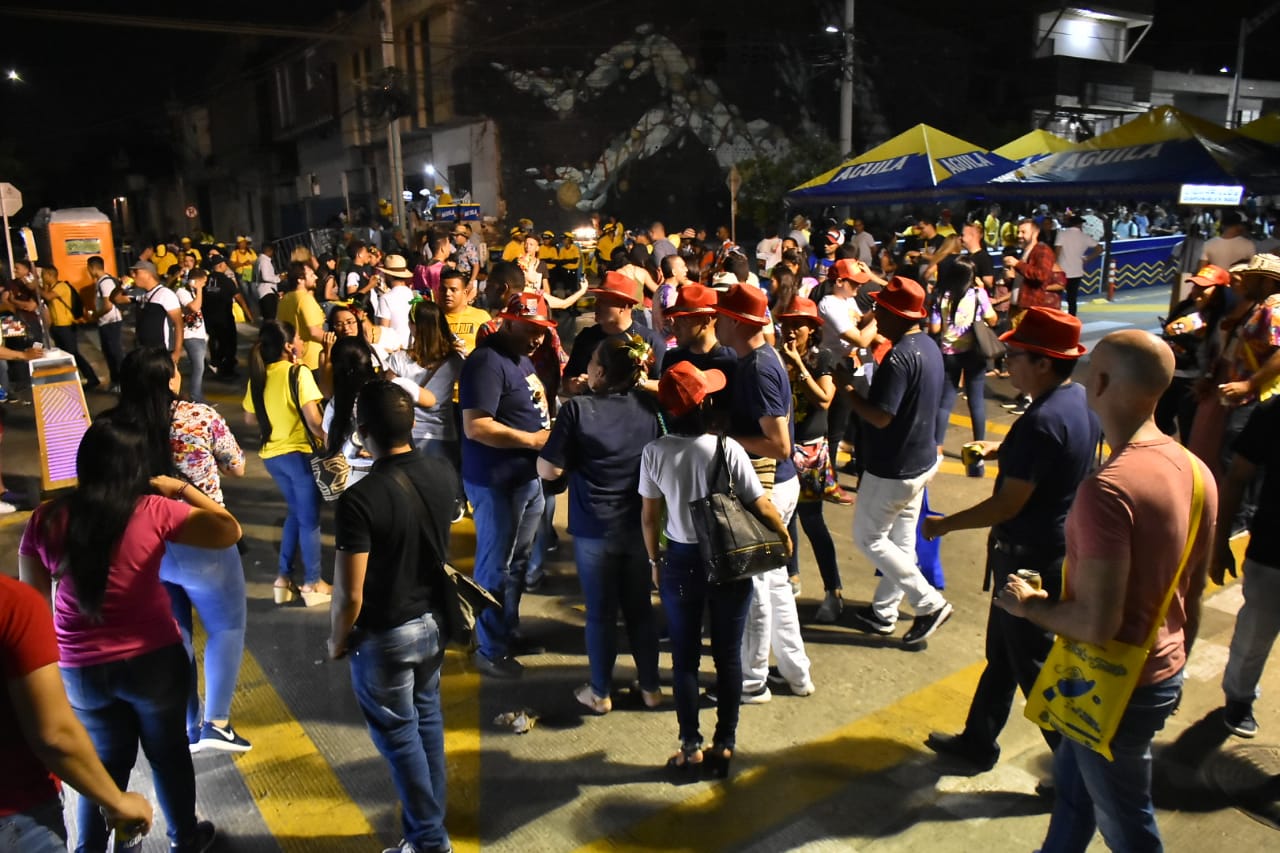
[996,330,1218,853]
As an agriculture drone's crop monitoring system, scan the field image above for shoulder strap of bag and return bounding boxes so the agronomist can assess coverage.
[287,365,323,454]
[384,465,449,575]
[712,434,733,497]
[1141,446,1207,650]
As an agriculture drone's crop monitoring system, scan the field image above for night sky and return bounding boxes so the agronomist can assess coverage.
[1,1,1277,208]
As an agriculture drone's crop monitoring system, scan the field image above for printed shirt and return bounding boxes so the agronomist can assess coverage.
[171,400,244,505]
[1222,294,1280,402]
[937,287,995,354]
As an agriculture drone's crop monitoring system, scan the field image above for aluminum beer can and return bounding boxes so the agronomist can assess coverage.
[961,442,984,468]
[1015,569,1042,591]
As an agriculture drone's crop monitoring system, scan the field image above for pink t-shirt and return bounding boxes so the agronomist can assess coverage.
[1064,437,1217,685]
[19,495,191,667]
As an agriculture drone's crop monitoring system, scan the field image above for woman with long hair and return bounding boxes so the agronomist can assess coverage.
[640,363,791,778]
[18,418,241,852]
[243,320,330,605]
[929,257,997,465]
[323,337,380,488]
[537,335,664,714]
[109,346,252,752]
[385,301,464,459]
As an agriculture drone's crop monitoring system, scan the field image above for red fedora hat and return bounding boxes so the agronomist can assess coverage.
[498,292,557,329]
[658,361,727,418]
[870,276,927,320]
[999,306,1086,358]
[833,258,871,284]
[776,295,824,326]
[665,283,718,317]
[715,283,769,326]
[587,270,641,304]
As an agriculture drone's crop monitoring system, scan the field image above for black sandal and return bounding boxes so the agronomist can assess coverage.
[665,741,703,781]
[703,743,733,779]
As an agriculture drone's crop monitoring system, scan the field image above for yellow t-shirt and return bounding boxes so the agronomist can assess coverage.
[242,361,323,459]
[46,281,78,327]
[230,248,257,277]
[446,304,492,354]
[538,245,561,268]
[983,215,1001,247]
[277,290,326,370]
[502,240,525,262]
[935,223,957,238]
[153,249,178,276]
[558,244,581,270]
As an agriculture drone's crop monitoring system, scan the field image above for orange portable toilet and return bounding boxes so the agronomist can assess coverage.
[39,208,117,311]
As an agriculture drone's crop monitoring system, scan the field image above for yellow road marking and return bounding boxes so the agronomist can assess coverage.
[573,662,985,853]
[0,510,32,529]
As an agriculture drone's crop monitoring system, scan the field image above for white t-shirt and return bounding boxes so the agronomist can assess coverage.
[818,293,860,358]
[1054,227,1099,278]
[379,284,415,344]
[756,236,782,271]
[140,286,182,348]
[638,434,765,545]
[384,350,464,444]
[321,400,373,485]
[1202,235,1257,270]
[96,275,122,326]
[256,255,280,299]
[177,287,206,341]
[852,231,877,265]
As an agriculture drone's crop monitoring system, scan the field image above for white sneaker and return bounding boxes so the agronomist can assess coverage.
[0,501,16,515]
[791,681,816,697]
[814,593,843,624]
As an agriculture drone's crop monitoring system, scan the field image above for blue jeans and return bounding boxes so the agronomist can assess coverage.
[161,542,247,737]
[97,321,124,386]
[0,797,66,853]
[349,613,450,853]
[787,499,842,591]
[574,533,660,697]
[934,349,987,445]
[527,491,558,580]
[183,337,207,402]
[1041,670,1184,853]
[59,644,199,851]
[660,540,753,750]
[262,451,322,585]
[464,478,544,661]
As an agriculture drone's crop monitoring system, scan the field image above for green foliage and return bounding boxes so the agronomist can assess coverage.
[735,136,841,229]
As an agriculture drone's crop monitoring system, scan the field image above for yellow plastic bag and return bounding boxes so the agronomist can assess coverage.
[232,302,246,324]
[1024,448,1205,761]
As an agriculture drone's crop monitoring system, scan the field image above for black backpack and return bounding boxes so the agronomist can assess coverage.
[54,282,87,321]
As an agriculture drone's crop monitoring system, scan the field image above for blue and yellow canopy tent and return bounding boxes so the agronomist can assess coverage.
[786,124,1019,205]
[1240,113,1280,145]
[985,106,1280,198]
[992,129,1075,166]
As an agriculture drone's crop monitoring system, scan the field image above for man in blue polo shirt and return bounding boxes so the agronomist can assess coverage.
[921,307,1099,769]
[846,276,950,645]
[718,284,813,702]
[459,293,554,679]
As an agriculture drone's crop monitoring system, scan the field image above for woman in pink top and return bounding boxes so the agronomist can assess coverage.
[18,419,241,853]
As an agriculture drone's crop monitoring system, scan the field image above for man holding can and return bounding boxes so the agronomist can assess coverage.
[920,307,1100,769]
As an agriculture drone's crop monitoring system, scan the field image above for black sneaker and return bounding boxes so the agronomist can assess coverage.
[902,602,954,646]
[924,731,998,770]
[192,721,252,753]
[704,685,771,705]
[1223,700,1259,738]
[508,633,545,656]
[171,820,216,852]
[848,605,895,636]
[473,651,524,679]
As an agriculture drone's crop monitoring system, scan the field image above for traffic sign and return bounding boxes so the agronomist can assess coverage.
[0,182,22,217]
[185,205,199,219]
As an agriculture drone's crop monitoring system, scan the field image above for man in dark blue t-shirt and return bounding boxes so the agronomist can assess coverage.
[847,276,950,646]
[717,284,813,700]
[660,283,737,387]
[458,292,554,679]
[921,307,1099,768]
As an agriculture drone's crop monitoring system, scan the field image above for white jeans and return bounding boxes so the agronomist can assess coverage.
[853,461,945,624]
[741,476,811,692]
[1222,558,1280,704]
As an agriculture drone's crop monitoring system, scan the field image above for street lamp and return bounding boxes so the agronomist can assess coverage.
[5,69,21,82]
[824,25,839,33]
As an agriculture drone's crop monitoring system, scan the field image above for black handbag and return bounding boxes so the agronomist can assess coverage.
[688,436,788,584]
[288,365,352,502]
[972,316,1007,361]
[386,466,501,650]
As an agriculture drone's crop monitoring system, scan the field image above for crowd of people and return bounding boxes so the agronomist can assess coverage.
[0,201,1277,853]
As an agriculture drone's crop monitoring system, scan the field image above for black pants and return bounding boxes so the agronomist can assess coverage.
[961,538,1063,759]
[1155,375,1197,445]
[259,291,279,323]
[50,324,99,386]
[1065,277,1083,316]
[205,319,237,374]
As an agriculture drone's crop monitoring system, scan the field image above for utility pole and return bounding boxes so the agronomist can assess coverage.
[380,0,406,230]
[1227,2,1280,128]
[838,0,855,157]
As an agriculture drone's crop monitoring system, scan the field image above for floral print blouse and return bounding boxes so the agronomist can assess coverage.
[171,400,244,505]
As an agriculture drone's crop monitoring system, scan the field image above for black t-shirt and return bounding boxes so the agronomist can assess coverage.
[334,451,459,632]
[202,272,237,323]
[854,280,883,316]
[565,322,666,381]
[539,390,662,539]
[729,343,796,482]
[992,382,1101,552]
[661,344,738,378]
[1234,397,1280,566]
[968,247,996,285]
[863,331,944,479]
[792,348,837,443]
